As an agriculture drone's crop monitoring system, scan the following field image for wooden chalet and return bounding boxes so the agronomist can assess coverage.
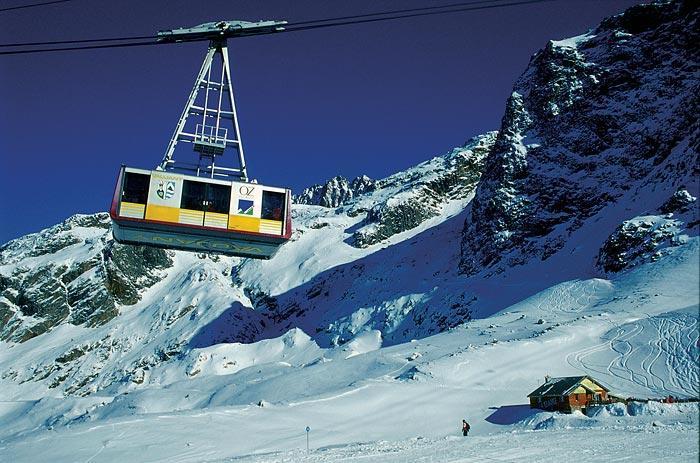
[528,375,610,413]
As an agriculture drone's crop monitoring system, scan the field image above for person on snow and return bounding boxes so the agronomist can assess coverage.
[462,419,470,436]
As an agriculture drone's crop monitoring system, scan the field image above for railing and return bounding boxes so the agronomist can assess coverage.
[195,124,227,146]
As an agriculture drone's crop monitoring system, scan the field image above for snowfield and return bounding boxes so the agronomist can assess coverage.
[1,2,699,461]
[0,237,697,462]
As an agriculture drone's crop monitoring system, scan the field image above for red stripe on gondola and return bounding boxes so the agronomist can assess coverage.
[285,193,293,237]
[109,167,124,220]
[112,214,291,240]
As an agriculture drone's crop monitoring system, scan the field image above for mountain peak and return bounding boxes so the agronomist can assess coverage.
[460,0,699,275]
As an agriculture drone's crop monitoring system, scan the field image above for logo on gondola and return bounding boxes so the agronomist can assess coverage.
[237,199,254,215]
[157,181,176,200]
[239,185,255,197]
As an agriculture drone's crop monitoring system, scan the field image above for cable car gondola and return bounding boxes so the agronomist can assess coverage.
[109,20,292,259]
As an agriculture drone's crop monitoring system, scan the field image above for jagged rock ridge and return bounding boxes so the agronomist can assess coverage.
[0,214,172,342]
[295,175,377,208]
[460,0,699,275]
[294,132,497,248]
[351,133,496,247]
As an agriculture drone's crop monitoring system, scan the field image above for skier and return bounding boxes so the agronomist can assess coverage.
[462,419,470,436]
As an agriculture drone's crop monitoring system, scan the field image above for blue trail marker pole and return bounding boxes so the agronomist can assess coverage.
[306,426,310,453]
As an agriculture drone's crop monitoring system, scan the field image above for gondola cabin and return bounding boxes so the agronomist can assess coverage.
[110,166,292,258]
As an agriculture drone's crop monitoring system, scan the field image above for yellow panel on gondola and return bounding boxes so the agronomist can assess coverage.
[229,215,260,232]
[259,219,282,235]
[179,209,204,226]
[204,212,229,229]
[119,202,145,219]
[145,204,180,223]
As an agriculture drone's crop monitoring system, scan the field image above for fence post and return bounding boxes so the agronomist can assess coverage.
[306,426,310,454]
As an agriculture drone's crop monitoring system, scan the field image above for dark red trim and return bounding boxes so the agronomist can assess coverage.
[284,190,293,238]
[112,214,288,240]
[109,166,125,220]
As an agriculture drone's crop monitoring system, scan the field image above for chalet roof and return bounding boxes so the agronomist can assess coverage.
[527,376,609,397]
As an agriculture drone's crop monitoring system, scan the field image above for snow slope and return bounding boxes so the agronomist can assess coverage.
[0,236,697,462]
[0,2,698,461]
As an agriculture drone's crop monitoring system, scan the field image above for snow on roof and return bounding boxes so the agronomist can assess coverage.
[527,376,608,397]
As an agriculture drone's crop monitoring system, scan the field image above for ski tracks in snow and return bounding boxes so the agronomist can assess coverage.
[566,308,699,396]
[531,279,614,315]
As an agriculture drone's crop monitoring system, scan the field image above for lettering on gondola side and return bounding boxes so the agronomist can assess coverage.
[129,232,265,254]
[150,172,181,182]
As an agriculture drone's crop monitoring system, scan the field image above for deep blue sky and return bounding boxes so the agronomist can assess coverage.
[0,0,641,244]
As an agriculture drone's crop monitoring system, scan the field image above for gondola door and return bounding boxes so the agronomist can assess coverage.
[179,180,206,226]
[203,183,231,229]
[179,180,232,229]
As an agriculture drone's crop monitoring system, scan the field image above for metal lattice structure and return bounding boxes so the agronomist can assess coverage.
[157,20,287,180]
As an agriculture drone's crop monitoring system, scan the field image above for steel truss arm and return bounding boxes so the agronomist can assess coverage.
[159,39,248,181]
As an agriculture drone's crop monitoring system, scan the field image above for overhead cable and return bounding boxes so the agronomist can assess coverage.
[286,0,523,26]
[0,0,558,56]
[283,0,557,33]
[0,0,514,49]
[0,0,77,13]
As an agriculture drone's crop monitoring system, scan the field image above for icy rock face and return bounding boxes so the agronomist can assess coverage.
[0,213,173,342]
[597,216,688,273]
[597,188,698,273]
[294,175,377,208]
[460,1,700,275]
[351,133,495,248]
[295,133,496,248]
[659,188,698,215]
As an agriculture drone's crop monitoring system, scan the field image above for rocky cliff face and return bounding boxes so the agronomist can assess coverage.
[295,132,496,248]
[597,188,698,273]
[295,175,377,208]
[460,0,699,275]
[0,214,173,342]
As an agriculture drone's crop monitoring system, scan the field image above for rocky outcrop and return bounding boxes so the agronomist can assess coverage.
[460,0,700,275]
[597,216,686,273]
[0,214,173,342]
[294,132,496,248]
[597,188,698,273]
[659,188,698,215]
[294,175,377,207]
[352,133,495,247]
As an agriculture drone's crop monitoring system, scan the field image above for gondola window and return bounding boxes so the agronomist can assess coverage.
[122,172,150,204]
[207,183,231,214]
[261,191,285,221]
[181,180,207,210]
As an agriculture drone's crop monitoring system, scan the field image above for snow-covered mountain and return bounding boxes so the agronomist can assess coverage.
[460,0,699,275]
[0,2,698,462]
